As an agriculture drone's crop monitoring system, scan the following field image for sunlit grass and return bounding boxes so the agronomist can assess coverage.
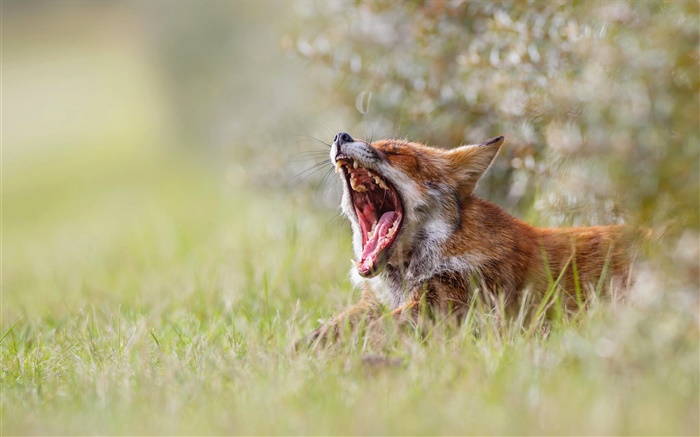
[3,147,698,435]
[2,3,698,433]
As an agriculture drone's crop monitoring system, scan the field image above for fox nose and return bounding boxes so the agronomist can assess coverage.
[334,132,354,145]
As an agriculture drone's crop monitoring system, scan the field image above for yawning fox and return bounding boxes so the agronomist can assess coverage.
[303,132,633,345]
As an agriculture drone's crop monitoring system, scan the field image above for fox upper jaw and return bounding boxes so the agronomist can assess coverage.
[330,139,426,211]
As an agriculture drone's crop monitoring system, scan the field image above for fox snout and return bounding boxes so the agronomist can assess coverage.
[334,132,354,145]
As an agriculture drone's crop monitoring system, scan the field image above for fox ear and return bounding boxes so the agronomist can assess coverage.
[448,136,504,197]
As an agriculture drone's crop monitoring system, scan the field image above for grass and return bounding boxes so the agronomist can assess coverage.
[2,145,698,435]
[3,3,697,434]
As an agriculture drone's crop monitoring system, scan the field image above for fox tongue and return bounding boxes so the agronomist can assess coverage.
[359,211,398,273]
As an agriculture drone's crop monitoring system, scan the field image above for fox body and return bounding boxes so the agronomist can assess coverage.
[304,133,632,344]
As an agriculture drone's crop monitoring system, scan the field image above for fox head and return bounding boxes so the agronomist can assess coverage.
[330,132,505,281]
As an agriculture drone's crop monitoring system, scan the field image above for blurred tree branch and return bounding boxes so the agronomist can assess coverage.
[287,0,699,234]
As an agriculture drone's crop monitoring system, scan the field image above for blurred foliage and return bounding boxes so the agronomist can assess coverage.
[2,3,697,434]
[287,0,699,235]
[142,2,308,151]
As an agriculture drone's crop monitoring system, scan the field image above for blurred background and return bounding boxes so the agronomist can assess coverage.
[3,1,698,434]
[5,0,699,320]
[4,1,340,318]
[6,1,698,314]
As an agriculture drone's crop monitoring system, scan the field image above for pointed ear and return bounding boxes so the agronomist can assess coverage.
[447,136,505,197]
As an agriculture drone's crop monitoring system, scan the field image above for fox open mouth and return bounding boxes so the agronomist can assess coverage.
[335,156,403,277]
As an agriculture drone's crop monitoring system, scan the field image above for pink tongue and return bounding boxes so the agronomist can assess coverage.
[360,211,398,265]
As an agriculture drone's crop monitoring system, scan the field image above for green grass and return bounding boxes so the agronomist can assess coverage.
[3,3,697,434]
[3,149,698,435]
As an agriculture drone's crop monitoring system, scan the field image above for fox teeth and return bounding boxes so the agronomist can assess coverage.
[335,161,343,173]
[353,160,359,169]
[368,222,377,237]
[373,176,387,189]
[350,178,366,192]
[351,259,360,268]
[386,221,399,238]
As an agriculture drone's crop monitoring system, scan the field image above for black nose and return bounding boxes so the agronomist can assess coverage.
[334,132,354,145]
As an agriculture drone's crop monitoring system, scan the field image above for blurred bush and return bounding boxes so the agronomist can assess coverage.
[287,0,699,237]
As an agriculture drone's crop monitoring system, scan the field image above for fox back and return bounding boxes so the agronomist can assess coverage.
[330,133,632,312]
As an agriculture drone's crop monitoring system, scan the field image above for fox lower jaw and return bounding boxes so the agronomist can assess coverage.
[343,174,457,271]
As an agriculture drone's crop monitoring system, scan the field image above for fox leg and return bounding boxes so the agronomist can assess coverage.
[390,299,421,321]
[383,284,465,332]
[297,288,382,349]
[347,289,428,336]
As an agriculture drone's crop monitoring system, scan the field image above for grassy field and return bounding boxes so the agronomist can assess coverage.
[3,4,698,435]
[3,144,699,435]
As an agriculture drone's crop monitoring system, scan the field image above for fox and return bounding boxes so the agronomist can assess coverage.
[302,132,633,346]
